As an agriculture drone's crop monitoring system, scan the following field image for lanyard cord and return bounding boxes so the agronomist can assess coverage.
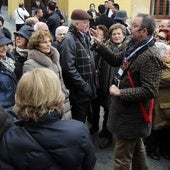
[127,64,154,123]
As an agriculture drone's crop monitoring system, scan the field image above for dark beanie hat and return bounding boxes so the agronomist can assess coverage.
[71,9,91,20]
[14,24,34,40]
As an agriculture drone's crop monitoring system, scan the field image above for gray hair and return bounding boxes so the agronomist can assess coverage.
[33,22,49,31]
[55,25,69,37]
[109,23,126,36]
[137,13,156,36]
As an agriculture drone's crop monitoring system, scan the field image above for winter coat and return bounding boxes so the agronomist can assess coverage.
[23,47,71,119]
[95,14,114,29]
[60,25,96,102]
[98,38,128,108]
[87,9,98,28]
[0,57,17,110]
[96,37,162,139]
[0,110,96,170]
[11,48,28,81]
[46,12,61,38]
[152,61,170,130]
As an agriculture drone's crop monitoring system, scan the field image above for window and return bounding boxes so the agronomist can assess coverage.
[150,0,170,19]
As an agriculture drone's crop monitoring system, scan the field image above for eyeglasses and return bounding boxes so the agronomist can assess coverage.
[156,35,166,40]
[130,23,142,28]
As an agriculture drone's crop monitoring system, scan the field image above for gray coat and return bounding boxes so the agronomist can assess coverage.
[23,46,71,119]
[96,39,162,139]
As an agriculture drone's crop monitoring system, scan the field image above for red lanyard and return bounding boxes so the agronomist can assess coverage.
[126,62,154,123]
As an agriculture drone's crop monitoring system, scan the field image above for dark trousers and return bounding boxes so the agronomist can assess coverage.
[70,97,91,123]
[16,24,25,31]
[91,97,112,138]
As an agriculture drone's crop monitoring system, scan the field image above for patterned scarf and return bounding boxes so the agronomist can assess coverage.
[0,56,15,72]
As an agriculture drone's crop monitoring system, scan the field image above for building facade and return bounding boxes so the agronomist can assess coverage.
[8,0,170,22]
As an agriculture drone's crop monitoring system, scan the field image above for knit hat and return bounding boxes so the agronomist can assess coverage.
[71,9,91,20]
[0,29,12,46]
[14,24,34,40]
[114,10,128,21]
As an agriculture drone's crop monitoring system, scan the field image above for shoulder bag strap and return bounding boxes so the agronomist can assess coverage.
[17,9,25,22]
[22,127,61,169]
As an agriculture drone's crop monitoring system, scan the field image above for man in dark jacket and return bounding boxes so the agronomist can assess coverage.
[95,4,114,30]
[46,1,60,38]
[91,13,162,169]
[60,9,96,123]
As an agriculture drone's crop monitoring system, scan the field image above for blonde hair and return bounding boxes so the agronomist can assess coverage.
[14,68,65,121]
[27,30,53,49]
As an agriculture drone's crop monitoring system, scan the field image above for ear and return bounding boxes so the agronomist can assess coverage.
[142,28,148,34]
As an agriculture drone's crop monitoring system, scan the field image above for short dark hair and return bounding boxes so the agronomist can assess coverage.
[98,4,105,14]
[97,24,109,40]
[19,3,24,8]
[113,3,119,10]
[47,1,56,11]
[137,13,156,36]
[89,3,95,8]
[0,16,4,25]
[34,8,42,15]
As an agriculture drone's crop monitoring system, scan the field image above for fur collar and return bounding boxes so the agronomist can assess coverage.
[27,46,60,67]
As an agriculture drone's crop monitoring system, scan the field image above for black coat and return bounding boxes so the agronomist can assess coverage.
[0,110,96,170]
[46,12,61,38]
[95,14,114,29]
[12,50,27,81]
[60,25,97,101]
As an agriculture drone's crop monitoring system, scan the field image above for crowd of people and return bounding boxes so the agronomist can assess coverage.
[0,0,170,169]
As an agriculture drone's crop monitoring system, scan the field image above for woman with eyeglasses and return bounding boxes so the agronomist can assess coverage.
[23,30,71,120]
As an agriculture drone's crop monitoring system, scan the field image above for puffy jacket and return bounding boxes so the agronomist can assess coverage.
[0,110,96,170]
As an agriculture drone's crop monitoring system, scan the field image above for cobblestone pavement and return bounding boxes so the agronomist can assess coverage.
[1,5,170,170]
[92,132,170,170]
[90,108,170,170]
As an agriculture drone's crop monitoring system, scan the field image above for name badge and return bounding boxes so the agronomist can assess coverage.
[117,68,124,76]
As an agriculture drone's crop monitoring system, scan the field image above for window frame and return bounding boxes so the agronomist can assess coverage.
[150,0,170,19]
